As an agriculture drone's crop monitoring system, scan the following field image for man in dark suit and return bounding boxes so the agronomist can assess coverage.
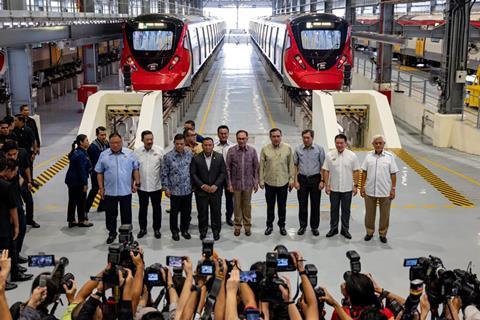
[190,137,226,241]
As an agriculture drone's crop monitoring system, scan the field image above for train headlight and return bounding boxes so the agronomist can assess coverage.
[337,55,347,69]
[294,55,307,70]
[168,56,180,71]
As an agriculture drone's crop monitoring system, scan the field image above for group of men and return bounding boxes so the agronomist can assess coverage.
[0,105,42,291]
[92,119,399,245]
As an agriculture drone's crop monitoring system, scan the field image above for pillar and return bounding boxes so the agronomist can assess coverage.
[299,0,306,13]
[345,0,355,25]
[7,46,33,114]
[310,0,316,13]
[169,0,176,14]
[325,0,333,13]
[375,0,394,102]
[83,44,98,85]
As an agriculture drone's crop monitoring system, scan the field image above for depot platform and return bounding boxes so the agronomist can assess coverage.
[3,41,479,311]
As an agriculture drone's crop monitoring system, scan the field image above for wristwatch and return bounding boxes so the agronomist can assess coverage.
[354,184,359,188]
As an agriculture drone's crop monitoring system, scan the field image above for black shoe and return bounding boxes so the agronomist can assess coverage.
[18,256,28,264]
[213,232,220,241]
[5,282,17,290]
[297,227,306,235]
[172,233,180,241]
[380,236,388,243]
[364,234,373,241]
[106,235,116,244]
[264,227,273,236]
[154,230,161,239]
[18,265,27,273]
[27,221,40,228]
[11,273,33,282]
[326,229,338,238]
[181,231,191,240]
[341,230,352,239]
[226,219,234,226]
[280,227,287,236]
[200,232,207,240]
[137,229,147,239]
[68,222,78,228]
[312,229,319,236]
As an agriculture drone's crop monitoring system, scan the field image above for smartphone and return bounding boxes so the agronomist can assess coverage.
[240,271,257,283]
[166,256,183,268]
[403,258,419,267]
[28,255,55,268]
[245,309,261,320]
[39,275,49,288]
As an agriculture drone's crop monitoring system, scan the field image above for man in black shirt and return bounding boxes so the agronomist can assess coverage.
[0,120,17,147]
[20,105,40,156]
[0,157,22,290]
[13,115,36,155]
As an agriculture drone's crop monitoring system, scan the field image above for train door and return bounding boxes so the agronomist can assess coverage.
[196,28,202,66]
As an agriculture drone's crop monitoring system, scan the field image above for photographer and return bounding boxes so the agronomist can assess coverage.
[16,273,58,320]
[332,272,394,320]
[292,252,319,319]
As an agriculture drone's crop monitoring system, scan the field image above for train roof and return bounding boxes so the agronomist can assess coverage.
[128,13,223,25]
[254,13,346,25]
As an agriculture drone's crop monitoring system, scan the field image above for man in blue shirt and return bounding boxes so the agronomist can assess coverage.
[95,133,140,244]
[161,134,194,241]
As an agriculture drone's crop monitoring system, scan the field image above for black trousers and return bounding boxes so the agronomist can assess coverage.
[138,190,162,231]
[85,173,105,213]
[265,184,288,228]
[222,184,234,221]
[329,191,353,232]
[170,194,192,233]
[20,188,34,223]
[104,195,132,237]
[297,175,321,229]
[195,193,222,234]
[67,185,86,223]
[0,236,18,276]
[15,199,26,256]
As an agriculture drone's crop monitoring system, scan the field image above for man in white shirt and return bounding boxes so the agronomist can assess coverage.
[360,134,399,244]
[214,125,235,226]
[323,134,360,240]
[134,130,164,239]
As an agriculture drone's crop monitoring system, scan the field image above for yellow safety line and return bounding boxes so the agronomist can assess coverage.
[33,155,58,170]
[419,156,480,188]
[392,149,475,208]
[256,78,277,129]
[198,68,222,135]
[31,154,70,195]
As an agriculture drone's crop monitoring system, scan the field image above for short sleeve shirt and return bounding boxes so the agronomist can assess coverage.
[293,143,325,177]
[361,150,399,197]
[0,179,16,236]
[323,149,360,192]
[95,148,139,196]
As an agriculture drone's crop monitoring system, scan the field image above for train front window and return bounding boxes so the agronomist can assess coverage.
[300,30,341,50]
[132,31,174,51]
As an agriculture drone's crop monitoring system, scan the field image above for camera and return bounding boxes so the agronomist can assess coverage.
[401,279,424,320]
[144,263,166,287]
[28,255,55,268]
[304,264,318,287]
[240,271,258,283]
[267,245,295,272]
[197,238,216,276]
[48,257,75,295]
[202,238,214,259]
[315,287,326,319]
[452,269,480,308]
[344,250,361,281]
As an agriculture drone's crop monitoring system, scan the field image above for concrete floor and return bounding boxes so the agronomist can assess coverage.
[5,43,480,316]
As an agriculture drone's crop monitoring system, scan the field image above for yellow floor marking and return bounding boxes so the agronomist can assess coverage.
[198,68,222,135]
[31,154,69,194]
[33,155,58,170]
[403,204,416,209]
[256,78,277,128]
[419,156,480,188]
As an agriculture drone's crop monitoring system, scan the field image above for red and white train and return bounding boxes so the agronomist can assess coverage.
[250,13,352,90]
[121,14,226,91]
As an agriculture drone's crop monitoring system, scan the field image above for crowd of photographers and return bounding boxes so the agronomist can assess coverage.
[1,226,479,320]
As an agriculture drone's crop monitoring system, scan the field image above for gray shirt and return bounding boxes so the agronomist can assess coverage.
[293,143,325,177]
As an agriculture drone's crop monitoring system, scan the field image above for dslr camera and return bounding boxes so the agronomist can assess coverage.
[144,263,166,287]
[39,257,75,295]
[343,250,361,280]
[197,238,216,276]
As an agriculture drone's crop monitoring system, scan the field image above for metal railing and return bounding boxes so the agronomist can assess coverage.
[354,54,480,129]
[354,54,440,109]
[0,0,202,27]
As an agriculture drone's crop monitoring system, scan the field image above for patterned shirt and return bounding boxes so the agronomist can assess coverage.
[161,149,194,196]
[226,144,259,191]
[259,142,294,187]
[95,148,139,197]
